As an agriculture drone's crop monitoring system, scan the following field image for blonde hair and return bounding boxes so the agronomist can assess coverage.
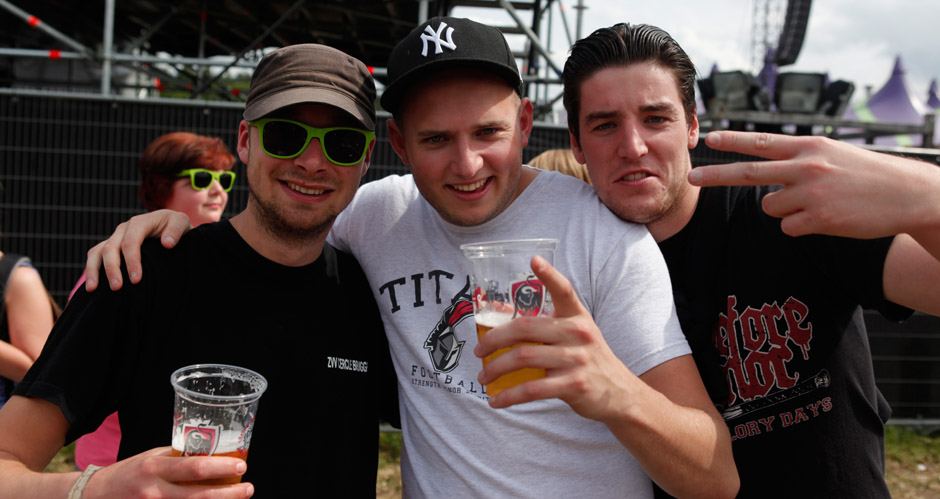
[528,149,592,185]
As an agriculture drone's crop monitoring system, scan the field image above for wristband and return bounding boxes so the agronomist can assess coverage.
[68,464,104,499]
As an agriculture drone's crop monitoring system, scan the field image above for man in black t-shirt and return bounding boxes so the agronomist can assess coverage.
[0,44,397,498]
[562,23,940,497]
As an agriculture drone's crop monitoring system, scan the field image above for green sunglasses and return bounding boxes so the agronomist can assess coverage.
[249,118,375,166]
[177,169,236,192]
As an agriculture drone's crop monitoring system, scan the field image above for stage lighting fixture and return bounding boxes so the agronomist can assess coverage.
[703,71,770,112]
[818,80,855,117]
[774,72,827,113]
[697,77,715,112]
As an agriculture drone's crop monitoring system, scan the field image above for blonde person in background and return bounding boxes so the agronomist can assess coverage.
[70,131,236,472]
[528,148,592,184]
[0,244,60,410]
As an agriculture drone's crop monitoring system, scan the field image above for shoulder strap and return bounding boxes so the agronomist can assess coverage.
[0,254,30,299]
[0,254,31,341]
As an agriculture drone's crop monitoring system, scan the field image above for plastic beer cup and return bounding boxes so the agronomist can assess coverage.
[460,239,558,396]
[170,364,267,485]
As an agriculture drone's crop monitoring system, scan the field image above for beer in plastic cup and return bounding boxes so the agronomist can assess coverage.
[170,364,267,485]
[460,239,558,396]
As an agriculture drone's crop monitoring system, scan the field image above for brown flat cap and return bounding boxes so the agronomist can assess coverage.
[244,44,376,129]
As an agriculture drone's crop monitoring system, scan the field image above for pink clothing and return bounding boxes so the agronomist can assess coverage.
[70,271,121,469]
[75,412,121,469]
[67,271,86,302]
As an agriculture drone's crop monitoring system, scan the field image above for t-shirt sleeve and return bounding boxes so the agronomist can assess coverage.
[591,224,691,376]
[14,247,156,443]
[800,233,912,322]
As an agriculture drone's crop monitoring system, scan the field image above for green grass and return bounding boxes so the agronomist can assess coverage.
[378,431,402,467]
[43,441,75,473]
[886,425,940,462]
[885,425,940,498]
[45,426,940,497]
[377,431,403,497]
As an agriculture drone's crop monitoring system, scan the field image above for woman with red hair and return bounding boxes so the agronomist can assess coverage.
[71,131,236,470]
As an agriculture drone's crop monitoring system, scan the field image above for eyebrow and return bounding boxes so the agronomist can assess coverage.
[584,110,619,123]
[641,102,679,114]
[415,118,510,138]
[584,102,679,123]
[415,127,448,138]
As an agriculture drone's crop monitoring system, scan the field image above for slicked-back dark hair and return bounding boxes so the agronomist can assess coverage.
[563,23,697,145]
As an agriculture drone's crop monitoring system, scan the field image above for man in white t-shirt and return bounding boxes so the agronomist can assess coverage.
[83,17,738,498]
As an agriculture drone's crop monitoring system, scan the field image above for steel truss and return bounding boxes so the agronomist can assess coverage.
[0,0,585,121]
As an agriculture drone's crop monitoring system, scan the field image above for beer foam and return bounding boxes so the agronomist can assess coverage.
[475,310,513,328]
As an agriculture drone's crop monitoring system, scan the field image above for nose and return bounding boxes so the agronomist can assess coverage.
[450,136,484,178]
[206,177,225,195]
[294,137,330,172]
[617,121,648,160]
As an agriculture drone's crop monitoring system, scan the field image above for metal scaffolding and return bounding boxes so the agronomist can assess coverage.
[0,0,585,120]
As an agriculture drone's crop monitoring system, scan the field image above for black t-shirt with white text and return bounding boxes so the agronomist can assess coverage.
[17,221,398,498]
[659,185,909,498]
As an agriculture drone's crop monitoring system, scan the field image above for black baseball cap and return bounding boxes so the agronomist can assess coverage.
[244,44,376,130]
[380,17,524,115]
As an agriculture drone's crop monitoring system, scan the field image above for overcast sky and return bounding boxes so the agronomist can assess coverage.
[454,0,940,106]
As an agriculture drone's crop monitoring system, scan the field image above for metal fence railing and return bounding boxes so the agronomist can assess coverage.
[2,91,938,421]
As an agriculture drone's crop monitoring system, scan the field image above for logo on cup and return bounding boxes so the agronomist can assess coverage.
[472,286,487,311]
[511,276,545,317]
[182,424,222,456]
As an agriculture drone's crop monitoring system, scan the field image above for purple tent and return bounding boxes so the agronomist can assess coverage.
[928,79,940,110]
[843,55,931,147]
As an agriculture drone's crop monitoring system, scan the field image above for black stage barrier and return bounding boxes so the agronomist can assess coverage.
[1,92,938,420]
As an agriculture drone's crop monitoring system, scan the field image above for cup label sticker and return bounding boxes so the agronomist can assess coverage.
[511,276,545,318]
[182,424,222,456]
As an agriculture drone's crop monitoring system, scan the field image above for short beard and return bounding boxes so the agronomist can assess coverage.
[247,184,335,246]
[610,175,688,225]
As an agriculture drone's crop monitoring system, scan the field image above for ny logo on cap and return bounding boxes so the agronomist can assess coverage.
[420,22,456,57]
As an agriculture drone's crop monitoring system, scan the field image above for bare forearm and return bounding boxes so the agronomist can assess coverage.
[0,341,33,382]
[603,382,738,498]
[0,455,79,498]
[908,223,940,264]
[902,158,940,262]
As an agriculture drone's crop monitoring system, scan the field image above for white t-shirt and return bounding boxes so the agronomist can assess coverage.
[329,168,690,498]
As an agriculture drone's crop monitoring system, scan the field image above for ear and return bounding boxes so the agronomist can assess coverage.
[237,120,252,164]
[569,128,587,165]
[687,113,700,150]
[519,98,534,148]
[387,119,410,165]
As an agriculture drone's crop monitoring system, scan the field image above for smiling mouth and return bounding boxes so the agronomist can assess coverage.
[288,182,327,195]
[450,178,488,192]
[621,172,650,181]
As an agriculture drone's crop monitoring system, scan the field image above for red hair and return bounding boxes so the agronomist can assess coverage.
[138,132,235,211]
